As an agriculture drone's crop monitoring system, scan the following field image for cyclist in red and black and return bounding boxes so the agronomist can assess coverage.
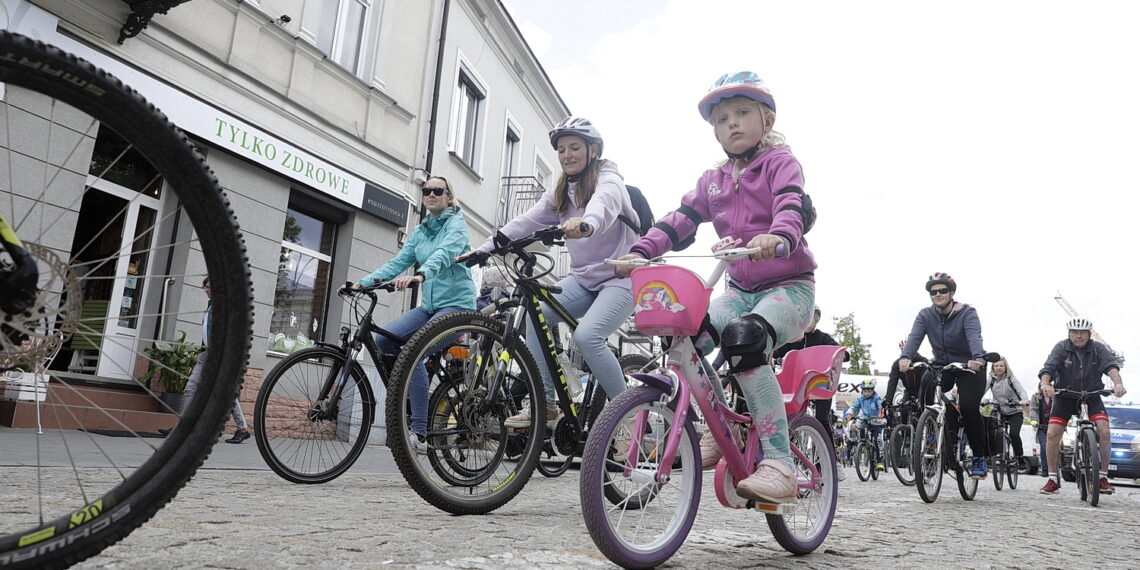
[1038,317,1127,495]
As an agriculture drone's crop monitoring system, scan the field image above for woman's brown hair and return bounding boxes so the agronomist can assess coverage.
[551,158,608,215]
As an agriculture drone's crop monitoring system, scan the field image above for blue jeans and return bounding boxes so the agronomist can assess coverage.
[376,306,466,436]
[523,277,634,404]
[185,350,247,430]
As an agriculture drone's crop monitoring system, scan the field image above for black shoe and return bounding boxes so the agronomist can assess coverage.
[226,429,251,444]
[157,428,171,437]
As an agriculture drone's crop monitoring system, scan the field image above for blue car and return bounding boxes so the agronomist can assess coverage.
[1106,404,1140,480]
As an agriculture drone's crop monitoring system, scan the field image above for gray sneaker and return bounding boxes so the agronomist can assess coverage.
[504,406,559,428]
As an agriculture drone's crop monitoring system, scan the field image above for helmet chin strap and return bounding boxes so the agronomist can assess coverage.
[565,154,597,182]
[725,140,762,161]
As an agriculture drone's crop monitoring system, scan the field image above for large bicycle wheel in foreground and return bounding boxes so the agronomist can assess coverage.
[0,31,251,569]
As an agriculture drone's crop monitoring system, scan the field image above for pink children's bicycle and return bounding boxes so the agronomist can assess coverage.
[579,249,845,568]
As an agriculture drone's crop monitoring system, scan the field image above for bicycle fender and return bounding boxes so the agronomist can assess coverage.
[628,372,673,394]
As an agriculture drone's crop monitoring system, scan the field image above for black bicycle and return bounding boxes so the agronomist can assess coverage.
[1,31,252,569]
[1057,388,1114,506]
[983,399,1020,491]
[385,226,640,514]
[253,282,416,483]
[887,398,922,486]
[853,416,886,482]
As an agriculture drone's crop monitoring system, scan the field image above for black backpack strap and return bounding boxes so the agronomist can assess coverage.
[617,214,640,235]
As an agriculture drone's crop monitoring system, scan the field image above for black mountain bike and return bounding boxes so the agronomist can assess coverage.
[1,31,252,569]
[887,398,921,486]
[254,282,411,483]
[853,416,885,482]
[984,400,1020,491]
[1058,388,1114,506]
[385,226,638,514]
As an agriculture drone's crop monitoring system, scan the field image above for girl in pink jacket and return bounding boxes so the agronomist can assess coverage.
[618,71,817,504]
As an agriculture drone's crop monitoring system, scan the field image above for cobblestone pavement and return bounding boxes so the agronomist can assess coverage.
[54,446,1140,569]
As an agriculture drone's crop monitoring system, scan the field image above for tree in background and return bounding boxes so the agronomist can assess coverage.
[833,313,872,375]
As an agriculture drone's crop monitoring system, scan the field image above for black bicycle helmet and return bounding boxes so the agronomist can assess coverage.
[925,271,956,292]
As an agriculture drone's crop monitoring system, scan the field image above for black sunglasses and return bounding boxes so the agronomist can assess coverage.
[928,287,950,296]
[421,187,447,197]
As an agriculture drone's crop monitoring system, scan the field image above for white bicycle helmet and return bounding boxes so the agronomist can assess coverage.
[697,71,776,122]
[548,116,604,156]
[1066,317,1093,331]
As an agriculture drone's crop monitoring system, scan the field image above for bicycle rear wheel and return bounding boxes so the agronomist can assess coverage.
[1080,428,1100,506]
[766,414,838,554]
[579,385,700,569]
[386,311,544,515]
[956,455,978,500]
[253,346,374,483]
[913,409,943,503]
[1005,433,1019,490]
[890,424,915,486]
[0,31,251,569]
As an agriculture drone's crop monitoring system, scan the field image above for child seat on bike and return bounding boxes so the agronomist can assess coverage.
[775,345,845,418]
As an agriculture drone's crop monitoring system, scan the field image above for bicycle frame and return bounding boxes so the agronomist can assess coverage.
[911,362,969,468]
[312,285,405,419]
[626,337,843,509]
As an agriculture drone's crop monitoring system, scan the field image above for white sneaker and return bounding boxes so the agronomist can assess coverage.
[699,429,722,469]
[736,459,798,504]
[410,433,429,455]
[504,406,559,428]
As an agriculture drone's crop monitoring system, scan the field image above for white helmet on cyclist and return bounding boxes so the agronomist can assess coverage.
[549,116,604,156]
[697,71,776,121]
[1066,317,1093,331]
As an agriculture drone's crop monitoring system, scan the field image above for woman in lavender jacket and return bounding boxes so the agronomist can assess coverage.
[466,117,639,427]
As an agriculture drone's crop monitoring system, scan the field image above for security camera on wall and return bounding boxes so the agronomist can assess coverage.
[412,169,429,186]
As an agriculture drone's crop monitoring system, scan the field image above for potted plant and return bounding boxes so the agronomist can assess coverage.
[139,330,203,413]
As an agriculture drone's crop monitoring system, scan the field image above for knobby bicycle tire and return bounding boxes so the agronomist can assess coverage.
[855,443,872,482]
[253,346,375,484]
[1005,433,1018,490]
[890,424,916,486]
[385,311,545,515]
[0,32,251,569]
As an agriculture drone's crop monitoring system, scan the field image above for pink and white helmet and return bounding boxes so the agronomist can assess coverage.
[698,71,776,121]
[548,116,604,156]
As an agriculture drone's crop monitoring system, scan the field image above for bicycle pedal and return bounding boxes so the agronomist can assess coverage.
[750,500,796,514]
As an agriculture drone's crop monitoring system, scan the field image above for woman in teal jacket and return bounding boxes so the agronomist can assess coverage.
[357,176,476,452]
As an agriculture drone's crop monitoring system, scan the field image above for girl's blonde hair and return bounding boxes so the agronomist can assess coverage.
[551,155,610,216]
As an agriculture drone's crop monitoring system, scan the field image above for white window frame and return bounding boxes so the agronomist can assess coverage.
[316,0,373,77]
[447,58,488,172]
[500,117,521,180]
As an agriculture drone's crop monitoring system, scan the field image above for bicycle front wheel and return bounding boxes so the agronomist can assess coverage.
[0,32,251,569]
[913,409,943,503]
[253,346,374,483]
[1080,428,1100,506]
[580,385,700,569]
[855,443,872,482]
[386,311,545,515]
[890,424,915,486]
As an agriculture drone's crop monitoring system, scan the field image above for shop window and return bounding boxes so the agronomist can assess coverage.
[317,0,372,76]
[270,202,337,354]
[449,68,486,169]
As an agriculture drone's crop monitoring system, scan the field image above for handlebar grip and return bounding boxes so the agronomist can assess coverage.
[579,222,591,234]
[775,243,786,258]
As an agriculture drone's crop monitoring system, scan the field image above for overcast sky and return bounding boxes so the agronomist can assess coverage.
[501,0,1139,398]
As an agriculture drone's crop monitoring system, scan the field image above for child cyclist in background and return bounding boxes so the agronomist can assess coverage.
[616,71,816,504]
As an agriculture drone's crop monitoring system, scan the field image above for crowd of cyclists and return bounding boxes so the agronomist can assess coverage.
[353,69,1127,507]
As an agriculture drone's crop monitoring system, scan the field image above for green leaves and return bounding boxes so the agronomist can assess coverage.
[138,330,204,394]
[832,313,872,375]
